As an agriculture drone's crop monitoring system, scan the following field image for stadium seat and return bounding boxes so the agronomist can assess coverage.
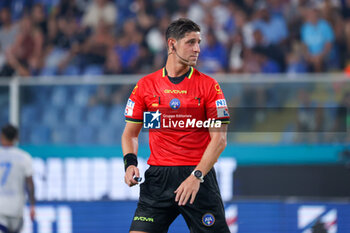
[0,106,9,126]
[40,67,57,77]
[72,87,94,107]
[51,124,75,145]
[51,86,71,107]
[74,126,97,145]
[42,106,63,127]
[20,105,40,127]
[19,126,30,144]
[108,105,125,125]
[86,105,107,127]
[63,105,86,126]
[83,65,104,77]
[28,125,51,145]
[62,65,80,76]
[97,126,119,145]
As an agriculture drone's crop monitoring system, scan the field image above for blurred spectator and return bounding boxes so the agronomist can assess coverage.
[104,49,122,74]
[81,20,114,67]
[286,42,308,74]
[331,91,350,142]
[295,89,325,143]
[133,0,156,34]
[43,17,79,76]
[82,0,117,30]
[301,7,334,72]
[252,5,288,46]
[113,19,141,73]
[228,32,244,73]
[31,3,47,37]
[233,9,254,48]
[197,28,227,73]
[342,0,350,59]
[0,15,43,77]
[0,0,349,77]
[253,47,281,73]
[54,0,82,19]
[252,29,285,71]
[0,8,19,72]
[242,48,261,73]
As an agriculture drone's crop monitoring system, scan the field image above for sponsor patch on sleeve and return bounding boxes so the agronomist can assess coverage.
[217,108,229,118]
[125,98,135,117]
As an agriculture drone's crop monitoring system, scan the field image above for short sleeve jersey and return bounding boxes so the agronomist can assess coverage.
[0,147,33,217]
[125,67,230,166]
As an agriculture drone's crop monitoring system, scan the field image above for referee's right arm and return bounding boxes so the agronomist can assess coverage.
[122,122,143,187]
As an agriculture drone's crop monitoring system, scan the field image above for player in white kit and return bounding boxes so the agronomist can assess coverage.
[0,125,35,233]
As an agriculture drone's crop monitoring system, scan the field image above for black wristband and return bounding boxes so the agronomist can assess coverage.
[124,153,138,171]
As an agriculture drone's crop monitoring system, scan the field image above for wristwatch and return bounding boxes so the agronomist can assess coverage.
[191,170,204,183]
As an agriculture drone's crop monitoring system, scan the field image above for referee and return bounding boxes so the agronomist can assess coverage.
[122,18,230,233]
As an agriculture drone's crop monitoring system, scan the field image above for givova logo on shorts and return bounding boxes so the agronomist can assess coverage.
[202,213,215,227]
[133,216,154,222]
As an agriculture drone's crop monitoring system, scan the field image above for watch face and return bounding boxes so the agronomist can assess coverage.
[194,170,202,178]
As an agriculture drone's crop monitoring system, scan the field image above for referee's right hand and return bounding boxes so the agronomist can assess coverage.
[124,165,140,187]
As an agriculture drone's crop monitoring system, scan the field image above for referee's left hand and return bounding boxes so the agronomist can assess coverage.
[174,175,200,206]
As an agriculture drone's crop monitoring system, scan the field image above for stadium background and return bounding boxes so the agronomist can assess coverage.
[1,0,350,232]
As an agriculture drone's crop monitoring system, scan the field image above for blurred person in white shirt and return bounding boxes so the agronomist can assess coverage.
[0,124,35,233]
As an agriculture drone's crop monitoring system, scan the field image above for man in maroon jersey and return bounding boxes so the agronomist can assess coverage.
[122,18,230,233]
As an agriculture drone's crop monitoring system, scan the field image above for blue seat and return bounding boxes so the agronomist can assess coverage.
[83,65,104,77]
[74,126,96,145]
[40,67,57,76]
[51,124,74,145]
[19,126,30,144]
[28,125,51,145]
[97,125,120,145]
[108,105,125,125]
[86,105,107,126]
[32,86,52,105]
[20,105,40,127]
[62,65,80,76]
[64,105,86,126]
[0,106,9,126]
[42,106,63,127]
[51,86,70,107]
[73,87,94,107]
[11,0,29,20]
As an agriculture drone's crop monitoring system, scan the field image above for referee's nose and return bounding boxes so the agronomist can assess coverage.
[194,42,200,53]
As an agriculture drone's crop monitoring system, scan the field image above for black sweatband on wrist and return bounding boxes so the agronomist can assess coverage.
[124,153,138,171]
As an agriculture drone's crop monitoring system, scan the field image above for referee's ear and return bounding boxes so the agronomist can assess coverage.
[167,38,176,54]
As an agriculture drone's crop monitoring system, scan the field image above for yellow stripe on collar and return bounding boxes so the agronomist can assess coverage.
[187,67,194,79]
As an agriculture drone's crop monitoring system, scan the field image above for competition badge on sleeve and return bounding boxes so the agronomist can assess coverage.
[216,99,229,118]
[125,98,135,117]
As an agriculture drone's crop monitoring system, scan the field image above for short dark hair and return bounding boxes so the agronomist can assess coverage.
[165,18,200,43]
[1,124,18,141]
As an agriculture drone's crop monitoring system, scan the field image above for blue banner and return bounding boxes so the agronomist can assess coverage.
[21,200,350,233]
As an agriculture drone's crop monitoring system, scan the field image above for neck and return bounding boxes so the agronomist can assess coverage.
[165,54,190,77]
[0,138,14,147]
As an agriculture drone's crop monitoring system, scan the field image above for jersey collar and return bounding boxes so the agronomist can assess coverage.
[162,66,194,79]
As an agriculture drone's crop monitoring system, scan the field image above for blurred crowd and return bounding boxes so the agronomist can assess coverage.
[0,0,350,77]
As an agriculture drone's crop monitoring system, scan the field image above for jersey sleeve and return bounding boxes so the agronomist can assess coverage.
[205,80,230,124]
[124,80,146,124]
[23,153,33,177]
